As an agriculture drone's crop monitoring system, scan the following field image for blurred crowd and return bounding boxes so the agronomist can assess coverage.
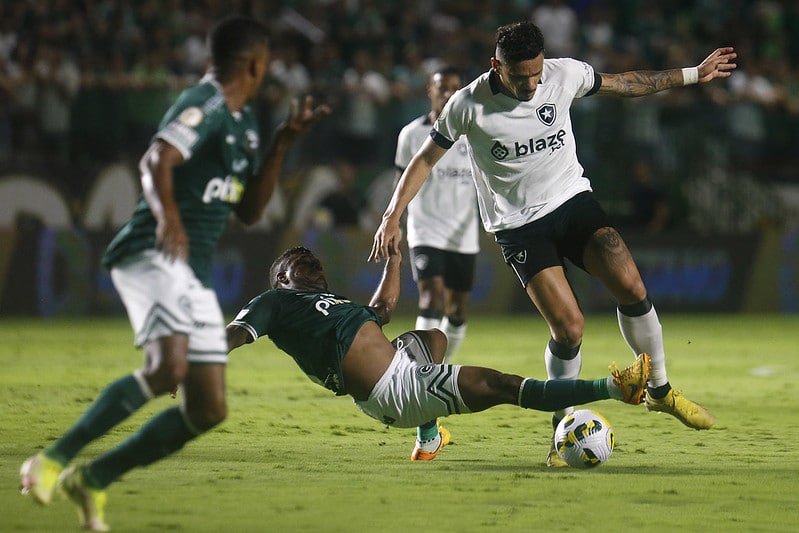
[1,0,798,234]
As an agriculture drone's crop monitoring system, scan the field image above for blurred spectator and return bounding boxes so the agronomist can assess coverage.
[267,39,312,127]
[339,48,391,165]
[34,40,80,162]
[390,43,431,126]
[725,53,782,171]
[5,40,39,161]
[531,0,578,58]
[291,160,365,231]
[628,157,672,235]
[316,159,364,229]
[0,0,796,236]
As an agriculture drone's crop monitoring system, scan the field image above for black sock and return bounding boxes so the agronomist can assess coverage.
[648,382,672,400]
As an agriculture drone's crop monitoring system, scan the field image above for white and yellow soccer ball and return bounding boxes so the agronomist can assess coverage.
[554,409,615,468]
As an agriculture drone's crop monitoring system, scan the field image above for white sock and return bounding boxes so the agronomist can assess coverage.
[617,305,668,388]
[416,432,442,453]
[415,316,441,330]
[441,317,466,361]
[545,344,582,421]
[606,376,623,400]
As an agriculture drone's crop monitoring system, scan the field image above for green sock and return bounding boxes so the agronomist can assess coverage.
[85,406,197,489]
[518,378,609,411]
[46,374,150,466]
[417,419,438,442]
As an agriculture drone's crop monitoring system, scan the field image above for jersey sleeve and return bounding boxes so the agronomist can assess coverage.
[229,291,277,342]
[155,93,223,160]
[432,89,470,148]
[547,57,600,98]
[394,122,415,170]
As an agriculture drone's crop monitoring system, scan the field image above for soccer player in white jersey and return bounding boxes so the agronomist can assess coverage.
[395,66,479,360]
[371,20,737,466]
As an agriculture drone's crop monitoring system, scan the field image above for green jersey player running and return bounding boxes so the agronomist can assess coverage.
[371,21,736,467]
[226,245,650,462]
[20,16,328,531]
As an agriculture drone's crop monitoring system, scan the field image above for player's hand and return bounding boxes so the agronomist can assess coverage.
[697,47,737,83]
[155,215,189,262]
[277,96,331,142]
[387,244,402,262]
[369,217,401,263]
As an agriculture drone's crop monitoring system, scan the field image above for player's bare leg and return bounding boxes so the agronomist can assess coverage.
[441,288,470,361]
[525,266,584,466]
[414,276,445,330]
[409,329,452,460]
[584,227,714,429]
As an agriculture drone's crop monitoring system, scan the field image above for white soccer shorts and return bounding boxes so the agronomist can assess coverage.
[355,331,470,428]
[110,250,228,364]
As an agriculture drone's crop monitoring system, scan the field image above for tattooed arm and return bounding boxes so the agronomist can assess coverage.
[597,47,737,97]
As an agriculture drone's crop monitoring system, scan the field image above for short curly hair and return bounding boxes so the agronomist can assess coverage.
[495,21,545,63]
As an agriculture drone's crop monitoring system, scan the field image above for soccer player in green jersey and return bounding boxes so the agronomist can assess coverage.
[226,245,650,462]
[20,16,328,531]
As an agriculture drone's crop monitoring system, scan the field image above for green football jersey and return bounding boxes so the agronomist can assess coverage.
[229,288,382,395]
[102,77,263,286]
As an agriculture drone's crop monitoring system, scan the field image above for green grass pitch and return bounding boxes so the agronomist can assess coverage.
[2,314,798,532]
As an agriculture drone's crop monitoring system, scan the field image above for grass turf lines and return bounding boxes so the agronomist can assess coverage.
[2,314,797,532]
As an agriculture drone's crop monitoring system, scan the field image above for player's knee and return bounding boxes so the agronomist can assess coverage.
[445,304,467,324]
[187,400,227,432]
[621,277,647,302]
[550,317,584,347]
[143,359,189,395]
[414,328,448,361]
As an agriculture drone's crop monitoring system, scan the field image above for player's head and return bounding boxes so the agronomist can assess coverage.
[208,16,270,92]
[428,66,463,117]
[491,21,546,101]
[270,246,328,291]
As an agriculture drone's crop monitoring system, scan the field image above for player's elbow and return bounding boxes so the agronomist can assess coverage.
[372,299,398,325]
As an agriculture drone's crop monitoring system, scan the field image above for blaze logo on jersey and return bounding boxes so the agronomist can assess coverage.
[202,176,245,203]
[514,129,567,157]
[491,140,509,160]
[536,103,557,126]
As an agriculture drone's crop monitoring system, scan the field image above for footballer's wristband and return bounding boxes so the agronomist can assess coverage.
[682,67,699,85]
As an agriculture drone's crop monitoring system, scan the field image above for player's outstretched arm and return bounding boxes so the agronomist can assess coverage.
[368,247,403,325]
[597,47,737,97]
[369,138,447,262]
[226,324,253,352]
[236,96,331,224]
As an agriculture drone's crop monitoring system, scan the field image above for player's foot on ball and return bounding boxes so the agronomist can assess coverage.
[645,389,715,430]
[20,453,63,505]
[59,465,110,532]
[411,430,446,461]
[546,436,569,468]
[610,352,651,405]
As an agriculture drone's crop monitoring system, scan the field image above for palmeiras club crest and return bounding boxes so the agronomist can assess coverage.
[536,103,556,126]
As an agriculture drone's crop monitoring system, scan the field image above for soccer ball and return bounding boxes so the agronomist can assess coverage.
[554,409,615,468]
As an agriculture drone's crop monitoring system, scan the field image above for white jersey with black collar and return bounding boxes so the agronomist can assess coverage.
[432,57,600,233]
[396,115,480,254]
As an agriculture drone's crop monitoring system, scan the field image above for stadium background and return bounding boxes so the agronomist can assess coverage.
[0,0,797,316]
